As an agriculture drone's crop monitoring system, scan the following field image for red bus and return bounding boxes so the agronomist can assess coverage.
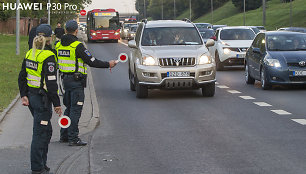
[87,9,120,43]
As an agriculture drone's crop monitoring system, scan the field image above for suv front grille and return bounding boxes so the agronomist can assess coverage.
[159,57,196,67]
[228,47,248,52]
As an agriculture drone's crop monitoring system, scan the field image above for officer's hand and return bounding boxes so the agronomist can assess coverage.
[21,96,29,106]
[54,106,62,116]
[109,60,118,68]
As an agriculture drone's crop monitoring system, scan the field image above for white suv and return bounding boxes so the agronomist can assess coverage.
[128,20,216,98]
[208,26,255,70]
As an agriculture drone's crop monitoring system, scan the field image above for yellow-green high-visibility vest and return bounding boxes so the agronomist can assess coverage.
[25,49,55,88]
[55,41,87,75]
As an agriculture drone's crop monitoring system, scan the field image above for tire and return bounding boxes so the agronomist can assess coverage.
[114,39,118,43]
[201,82,215,97]
[261,68,271,90]
[129,68,136,91]
[135,77,148,98]
[245,64,255,84]
[215,52,224,71]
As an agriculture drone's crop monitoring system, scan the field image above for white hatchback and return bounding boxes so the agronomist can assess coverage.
[208,26,255,70]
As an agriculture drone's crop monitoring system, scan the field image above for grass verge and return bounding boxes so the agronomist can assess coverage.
[0,34,28,112]
[194,0,306,30]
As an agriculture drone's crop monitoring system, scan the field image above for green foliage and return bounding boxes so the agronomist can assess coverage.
[231,0,262,11]
[191,0,229,19]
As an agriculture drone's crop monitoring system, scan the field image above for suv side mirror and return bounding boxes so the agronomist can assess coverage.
[205,39,215,47]
[128,40,137,48]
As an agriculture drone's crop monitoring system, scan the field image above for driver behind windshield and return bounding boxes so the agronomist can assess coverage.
[173,32,184,44]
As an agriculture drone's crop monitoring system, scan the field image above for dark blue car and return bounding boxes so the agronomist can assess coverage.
[245,31,306,89]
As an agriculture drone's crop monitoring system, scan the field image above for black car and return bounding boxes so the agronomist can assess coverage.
[278,27,306,33]
[245,31,306,89]
[198,28,215,43]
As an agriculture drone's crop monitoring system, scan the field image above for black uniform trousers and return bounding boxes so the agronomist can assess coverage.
[60,75,85,142]
[28,91,52,171]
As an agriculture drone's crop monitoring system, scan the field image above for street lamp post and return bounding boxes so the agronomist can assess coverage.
[290,0,292,27]
[211,0,213,24]
[243,0,246,26]
[263,0,266,26]
[174,0,176,19]
[48,0,50,25]
[162,0,164,20]
[144,0,146,19]
[16,0,20,55]
[189,0,191,20]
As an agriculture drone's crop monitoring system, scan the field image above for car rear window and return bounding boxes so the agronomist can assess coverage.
[220,29,255,40]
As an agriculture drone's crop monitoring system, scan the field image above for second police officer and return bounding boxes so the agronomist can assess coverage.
[55,20,118,146]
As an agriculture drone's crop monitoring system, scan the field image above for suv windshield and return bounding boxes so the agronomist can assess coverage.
[220,29,255,40]
[267,34,306,51]
[141,27,202,46]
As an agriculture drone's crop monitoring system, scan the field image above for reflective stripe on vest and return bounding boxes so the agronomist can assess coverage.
[56,41,87,75]
[25,49,55,88]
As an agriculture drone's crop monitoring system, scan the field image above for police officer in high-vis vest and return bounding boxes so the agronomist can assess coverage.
[55,20,117,146]
[18,24,62,174]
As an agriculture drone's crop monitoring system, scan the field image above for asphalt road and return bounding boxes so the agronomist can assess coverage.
[87,40,306,174]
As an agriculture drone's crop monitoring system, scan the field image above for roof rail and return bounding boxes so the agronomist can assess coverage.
[142,19,148,24]
[182,18,191,23]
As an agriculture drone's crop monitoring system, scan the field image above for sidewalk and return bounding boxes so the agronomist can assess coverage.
[0,61,99,173]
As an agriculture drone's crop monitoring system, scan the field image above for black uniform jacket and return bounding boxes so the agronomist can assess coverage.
[18,45,60,107]
[59,34,110,69]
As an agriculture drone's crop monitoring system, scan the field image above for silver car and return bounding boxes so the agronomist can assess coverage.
[128,20,216,98]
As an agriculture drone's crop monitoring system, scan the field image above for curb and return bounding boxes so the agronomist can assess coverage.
[0,94,20,124]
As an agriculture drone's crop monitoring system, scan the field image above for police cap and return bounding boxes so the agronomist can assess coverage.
[65,20,78,32]
[36,24,52,37]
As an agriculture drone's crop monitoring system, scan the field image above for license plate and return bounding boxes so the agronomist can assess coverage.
[167,71,190,77]
[293,70,306,76]
[236,54,245,58]
[103,37,109,39]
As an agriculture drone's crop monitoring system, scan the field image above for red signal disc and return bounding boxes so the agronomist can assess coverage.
[60,118,68,126]
[120,55,127,61]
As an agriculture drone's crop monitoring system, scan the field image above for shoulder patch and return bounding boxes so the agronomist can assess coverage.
[84,50,92,57]
[48,65,55,73]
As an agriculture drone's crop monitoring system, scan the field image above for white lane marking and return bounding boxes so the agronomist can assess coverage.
[215,82,219,85]
[227,90,241,94]
[271,110,292,115]
[119,40,128,46]
[217,85,229,89]
[253,102,272,107]
[292,119,306,125]
[239,96,255,100]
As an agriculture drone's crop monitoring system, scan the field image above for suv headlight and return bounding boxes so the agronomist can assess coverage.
[223,48,231,54]
[264,58,281,68]
[142,55,156,66]
[198,54,211,64]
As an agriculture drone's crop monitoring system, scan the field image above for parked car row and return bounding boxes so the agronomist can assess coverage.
[125,19,306,97]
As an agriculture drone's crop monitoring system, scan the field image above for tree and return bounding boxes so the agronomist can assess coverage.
[232,0,262,11]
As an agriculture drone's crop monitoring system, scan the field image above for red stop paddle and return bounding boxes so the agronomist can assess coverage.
[58,116,71,128]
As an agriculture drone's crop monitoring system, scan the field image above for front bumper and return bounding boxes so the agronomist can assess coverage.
[90,34,120,40]
[265,66,306,85]
[136,64,216,88]
[219,49,246,65]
